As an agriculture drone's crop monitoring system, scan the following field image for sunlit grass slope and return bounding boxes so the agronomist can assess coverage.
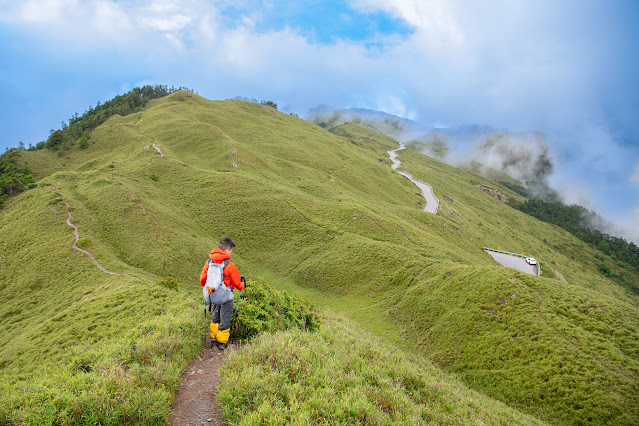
[2,91,638,424]
[0,185,203,423]
[219,313,542,425]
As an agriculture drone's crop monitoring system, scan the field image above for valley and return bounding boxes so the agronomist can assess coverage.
[0,91,637,424]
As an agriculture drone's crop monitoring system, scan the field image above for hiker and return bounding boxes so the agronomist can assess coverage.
[200,236,245,350]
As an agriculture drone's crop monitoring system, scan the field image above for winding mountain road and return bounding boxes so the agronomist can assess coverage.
[388,145,439,214]
[485,250,540,276]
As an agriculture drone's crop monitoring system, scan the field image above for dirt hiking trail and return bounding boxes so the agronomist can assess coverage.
[169,339,239,426]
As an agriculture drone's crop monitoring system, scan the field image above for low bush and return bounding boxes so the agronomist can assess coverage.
[231,278,320,340]
[157,276,178,291]
[76,238,91,249]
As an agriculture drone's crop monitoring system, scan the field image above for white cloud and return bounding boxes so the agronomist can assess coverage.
[142,15,190,33]
[1,0,637,238]
[618,209,639,244]
[377,95,408,119]
[348,0,465,48]
[3,0,77,23]
[0,0,216,49]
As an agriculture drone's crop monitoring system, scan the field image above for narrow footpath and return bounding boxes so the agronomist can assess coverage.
[388,145,439,214]
[64,201,142,282]
[169,340,238,426]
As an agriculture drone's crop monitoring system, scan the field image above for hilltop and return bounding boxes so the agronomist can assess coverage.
[1,91,638,424]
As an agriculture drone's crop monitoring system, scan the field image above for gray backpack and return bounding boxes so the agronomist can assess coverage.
[203,259,234,304]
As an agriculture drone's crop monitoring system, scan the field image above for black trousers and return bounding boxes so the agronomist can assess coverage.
[211,299,233,330]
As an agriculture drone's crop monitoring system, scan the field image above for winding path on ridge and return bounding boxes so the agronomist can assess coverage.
[64,200,142,282]
[388,145,439,214]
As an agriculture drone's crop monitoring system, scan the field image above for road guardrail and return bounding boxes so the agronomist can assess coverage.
[483,247,529,258]
[483,247,541,276]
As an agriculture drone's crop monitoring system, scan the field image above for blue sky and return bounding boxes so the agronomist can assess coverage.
[1,0,638,239]
[216,0,413,43]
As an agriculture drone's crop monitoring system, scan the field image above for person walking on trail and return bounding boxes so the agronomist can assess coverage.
[200,236,245,350]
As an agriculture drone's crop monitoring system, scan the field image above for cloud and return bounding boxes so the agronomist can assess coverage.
[0,0,218,50]
[633,209,639,243]
[632,163,639,183]
[348,0,464,48]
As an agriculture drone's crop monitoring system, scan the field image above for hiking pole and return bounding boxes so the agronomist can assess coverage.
[230,276,246,345]
[204,302,212,318]
[237,275,246,314]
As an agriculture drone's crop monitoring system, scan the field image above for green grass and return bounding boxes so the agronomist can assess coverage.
[0,285,203,424]
[2,91,638,424]
[219,313,542,425]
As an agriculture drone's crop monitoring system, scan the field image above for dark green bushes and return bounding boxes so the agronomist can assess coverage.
[0,148,34,206]
[35,85,192,152]
[157,276,178,291]
[512,198,639,273]
[232,278,320,340]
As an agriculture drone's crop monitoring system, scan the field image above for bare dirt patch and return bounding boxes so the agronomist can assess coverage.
[145,143,164,166]
[475,183,510,204]
[169,338,239,426]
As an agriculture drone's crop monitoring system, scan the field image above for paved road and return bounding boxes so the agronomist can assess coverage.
[388,145,439,214]
[486,251,540,276]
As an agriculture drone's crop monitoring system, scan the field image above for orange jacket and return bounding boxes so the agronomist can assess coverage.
[200,248,244,291]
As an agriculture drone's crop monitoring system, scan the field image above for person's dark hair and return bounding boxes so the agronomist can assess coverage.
[218,236,236,251]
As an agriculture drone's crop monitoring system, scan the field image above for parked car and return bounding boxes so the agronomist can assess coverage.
[526,257,537,265]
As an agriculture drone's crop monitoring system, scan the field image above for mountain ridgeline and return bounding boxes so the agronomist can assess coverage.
[1,91,638,424]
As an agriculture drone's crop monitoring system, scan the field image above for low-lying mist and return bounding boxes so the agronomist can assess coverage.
[308,107,637,244]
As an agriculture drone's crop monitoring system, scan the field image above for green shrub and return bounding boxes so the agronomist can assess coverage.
[599,263,611,277]
[157,276,178,291]
[540,262,556,279]
[76,238,91,249]
[232,278,320,340]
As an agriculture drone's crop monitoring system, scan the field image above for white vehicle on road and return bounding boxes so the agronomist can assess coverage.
[525,257,538,265]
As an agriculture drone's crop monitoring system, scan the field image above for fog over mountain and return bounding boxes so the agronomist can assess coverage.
[1,0,637,240]
[308,107,638,244]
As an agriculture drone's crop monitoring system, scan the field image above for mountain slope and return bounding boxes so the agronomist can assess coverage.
[2,91,638,424]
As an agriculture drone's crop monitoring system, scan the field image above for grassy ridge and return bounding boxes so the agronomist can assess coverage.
[219,313,542,425]
[2,91,638,423]
[391,146,639,423]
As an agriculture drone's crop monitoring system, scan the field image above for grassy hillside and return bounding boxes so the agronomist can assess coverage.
[390,147,639,423]
[219,312,542,425]
[2,91,638,424]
